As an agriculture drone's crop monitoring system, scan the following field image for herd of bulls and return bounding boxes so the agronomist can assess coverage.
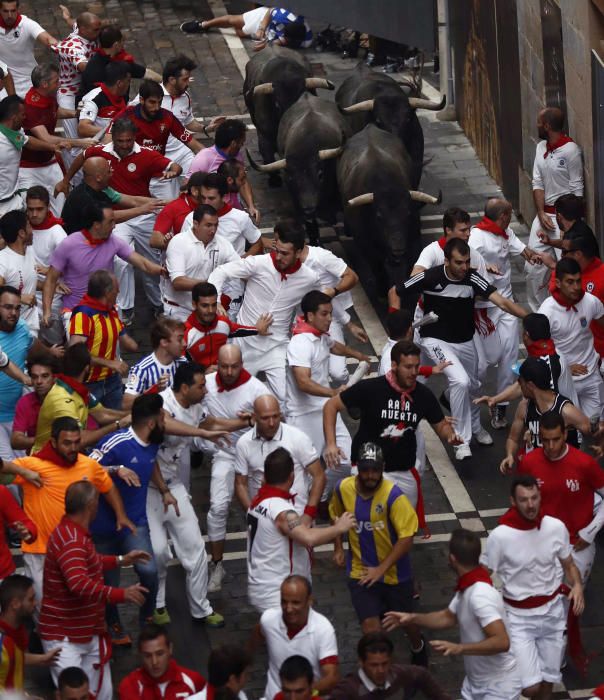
[243,46,445,298]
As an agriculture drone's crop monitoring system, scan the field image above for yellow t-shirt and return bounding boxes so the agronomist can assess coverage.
[13,453,113,554]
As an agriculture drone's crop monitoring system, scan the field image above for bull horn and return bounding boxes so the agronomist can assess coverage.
[408,95,446,111]
[409,189,442,205]
[246,148,287,173]
[253,82,274,96]
[342,99,375,113]
[318,147,343,160]
[305,77,335,90]
[347,193,374,207]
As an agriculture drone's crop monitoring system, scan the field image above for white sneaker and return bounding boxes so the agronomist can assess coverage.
[473,427,493,446]
[454,444,472,461]
[207,560,224,593]
[346,360,370,388]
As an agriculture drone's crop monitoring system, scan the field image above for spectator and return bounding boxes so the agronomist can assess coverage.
[56,667,91,700]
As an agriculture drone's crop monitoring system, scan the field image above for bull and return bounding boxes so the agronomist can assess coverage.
[243,45,334,186]
[248,93,351,245]
[337,124,441,300]
[336,63,444,188]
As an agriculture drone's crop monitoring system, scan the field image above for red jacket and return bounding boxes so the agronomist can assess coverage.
[118,659,206,699]
[0,485,37,580]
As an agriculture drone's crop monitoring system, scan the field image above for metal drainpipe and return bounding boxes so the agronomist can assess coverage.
[437,0,457,120]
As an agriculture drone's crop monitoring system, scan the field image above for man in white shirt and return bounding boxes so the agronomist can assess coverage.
[0,0,57,97]
[235,394,325,517]
[149,362,225,628]
[286,290,370,501]
[384,528,522,700]
[526,107,584,310]
[209,222,320,405]
[0,209,38,333]
[200,344,268,593]
[252,574,344,699]
[163,204,240,321]
[537,257,604,417]
[469,198,541,430]
[481,475,584,700]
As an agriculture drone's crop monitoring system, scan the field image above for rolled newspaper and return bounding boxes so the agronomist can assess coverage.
[412,311,439,329]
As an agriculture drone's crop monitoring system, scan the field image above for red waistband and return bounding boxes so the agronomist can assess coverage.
[504,583,568,609]
[544,205,556,214]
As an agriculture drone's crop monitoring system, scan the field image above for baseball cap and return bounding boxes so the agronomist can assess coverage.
[357,442,384,470]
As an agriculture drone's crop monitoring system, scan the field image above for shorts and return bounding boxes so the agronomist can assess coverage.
[242,6,268,36]
[347,579,415,622]
[461,673,522,700]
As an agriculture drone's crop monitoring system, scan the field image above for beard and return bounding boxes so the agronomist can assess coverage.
[148,426,165,444]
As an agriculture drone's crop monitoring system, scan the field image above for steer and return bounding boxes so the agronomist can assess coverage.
[243,45,334,185]
[337,124,440,300]
[336,63,444,188]
[248,93,351,245]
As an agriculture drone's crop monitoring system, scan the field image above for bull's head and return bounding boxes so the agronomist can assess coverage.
[253,77,335,116]
[347,188,441,264]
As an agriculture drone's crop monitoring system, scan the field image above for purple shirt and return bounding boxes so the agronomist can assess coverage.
[49,231,132,310]
[187,145,244,177]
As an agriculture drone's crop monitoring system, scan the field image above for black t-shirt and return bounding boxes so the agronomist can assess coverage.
[397,265,497,343]
[524,393,580,450]
[61,184,115,234]
[341,376,444,471]
[78,53,146,101]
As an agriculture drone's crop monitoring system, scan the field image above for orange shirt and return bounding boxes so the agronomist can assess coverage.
[12,454,113,554]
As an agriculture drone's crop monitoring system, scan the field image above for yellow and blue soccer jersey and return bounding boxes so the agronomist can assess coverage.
[329,476,418,585]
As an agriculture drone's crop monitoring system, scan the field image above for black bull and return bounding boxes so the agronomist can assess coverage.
[337,124,441,300]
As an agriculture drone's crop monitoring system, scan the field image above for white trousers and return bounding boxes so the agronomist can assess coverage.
[17,162,65,216]
[207,451,236,542]
[43,635,112,700]
[0,192,24,218]
[573,371,604,419]
[475,307,519,398]
[506,600,566,688]
[571,540,596,583]
[113,212,161,311]
[525,213,560,311]
[386,469,419,511]
[236,338,286,406]
[147,483,213,619]
[288,410,351,500]
[461,673,522,700]
[56,93,83,182]
[161,301,190,323]
[23,552,45,612]
[328,318,349,384]
[421,336,481,445]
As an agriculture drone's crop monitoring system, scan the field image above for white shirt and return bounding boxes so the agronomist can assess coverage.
[285,331,335,416]
[0,16,44,96]
[0,245,38,332]
[164,229,239,309]
[378,338,396,376]
[469,225,525,307]
[537,292,604,380]
[414,239,488,277]
[303,245,353,321]
[235,423,319,512]
[209,254,321,352]
[78,86,113,131]
[481,515,572,615]
[532,139,583,203]
[32,223,67,314]
[448,582,518,685]
[200,371,268,456]
[0,129,28,198]
[156,386,206,482]
[261,607,338,700]
[247,494,311,610]
[182,207,261,257]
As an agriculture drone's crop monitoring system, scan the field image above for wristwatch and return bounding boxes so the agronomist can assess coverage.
[118,555,124,565]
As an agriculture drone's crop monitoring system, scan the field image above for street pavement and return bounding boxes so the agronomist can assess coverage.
[19,0,604,697]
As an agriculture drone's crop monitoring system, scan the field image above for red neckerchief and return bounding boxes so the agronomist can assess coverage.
[384,370,415,405]
[215,368,251,392]
[55,373,90,404]
[97,83,126,110]
[96,48,136,64]
[32,212,64,231]
[270,251,302,280]
[526,338,556,357]
[34,439,78,467]
[552,288,584,312]
[250,484,295,509]
[138,659,189,688]
[545,134,573,158]
[0,14,21,30]
[285,622,307,640]
[499,506,543,530]
[474,216,508,240]
[24,87,54,110]
[437,236,447,250]
[592,684,604,699]
[74,294,120,323]
[81,228,106,247]
[216,202,233,217]
[0,619,28,650]
[456,566,493,592]
[292,315,327,338]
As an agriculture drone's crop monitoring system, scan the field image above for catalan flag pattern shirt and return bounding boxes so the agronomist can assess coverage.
[0,620,27,690]
[329,476,417,585]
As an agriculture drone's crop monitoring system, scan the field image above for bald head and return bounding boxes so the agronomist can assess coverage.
[77,12,101,41]
[217,343,243,386]
[83,157,112,190]
[484,198,512,225]
[537,107,565,138]
[253,394,281,439]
